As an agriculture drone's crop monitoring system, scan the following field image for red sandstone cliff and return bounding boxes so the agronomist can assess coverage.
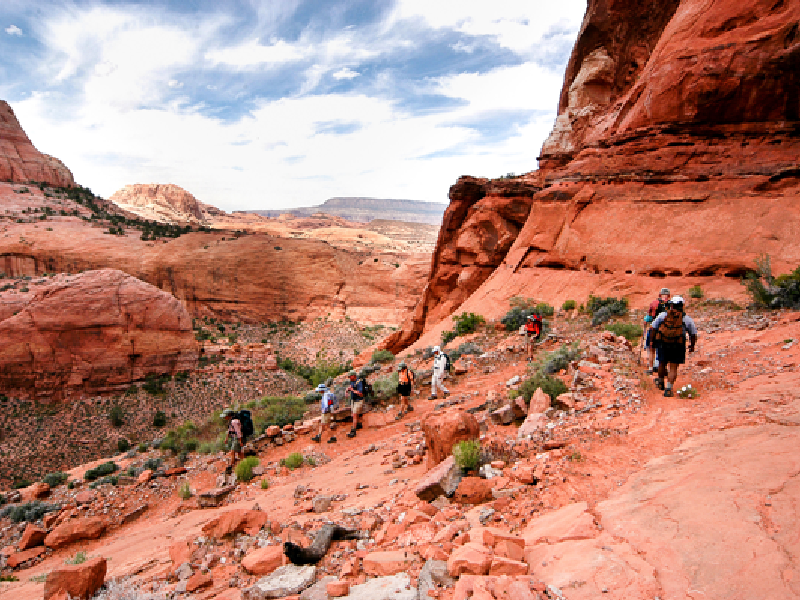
[384,0,800,352]
[109,183,207,224]
[0,101,75,188]
[0,269,197,401]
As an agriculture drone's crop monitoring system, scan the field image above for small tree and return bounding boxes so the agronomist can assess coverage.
[109,405,124,427]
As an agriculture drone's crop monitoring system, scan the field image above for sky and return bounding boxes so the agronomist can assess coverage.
[1,1,586,212]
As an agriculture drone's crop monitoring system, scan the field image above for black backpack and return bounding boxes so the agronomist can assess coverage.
[443,353,451,372]
[359,378,375,403]
[237,410,254,441]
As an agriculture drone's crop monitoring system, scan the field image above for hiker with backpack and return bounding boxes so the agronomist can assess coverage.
[644,287,671,373]
[345,371,365,438]
[525,313,543,362]
[312,383,337,444]
[221,408,244,472]
[395,361,416,420]
[650,296,697,397]
[430,346,450,400]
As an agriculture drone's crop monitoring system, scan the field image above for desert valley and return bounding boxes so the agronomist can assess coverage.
[1,1,800,600]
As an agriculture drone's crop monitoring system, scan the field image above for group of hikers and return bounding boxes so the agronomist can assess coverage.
[219,287,698,466]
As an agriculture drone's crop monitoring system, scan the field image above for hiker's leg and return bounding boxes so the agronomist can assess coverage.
[431,372,438,397]
[439,374,450,395]
[667,363,679,386]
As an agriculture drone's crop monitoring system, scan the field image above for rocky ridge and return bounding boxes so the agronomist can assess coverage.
[252,197,447,225]
[108,184,207,224]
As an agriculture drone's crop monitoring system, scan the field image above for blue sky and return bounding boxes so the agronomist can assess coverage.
[1,1,586,211]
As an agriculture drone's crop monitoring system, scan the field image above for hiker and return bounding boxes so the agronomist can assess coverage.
[430,346,450,400]
[312,383,337,444]
[650,295,697,397]
[395,361,415,420]
[221,408,244,472]
[345,371,364,438]
[644,287,671,373]
[525,313,542,362]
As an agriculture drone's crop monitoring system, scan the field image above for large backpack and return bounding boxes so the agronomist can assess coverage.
[237,410,254,441]
[359,378,375,404]
[655,311,685,345]
[443,353,451,373]
[655,300,669,318]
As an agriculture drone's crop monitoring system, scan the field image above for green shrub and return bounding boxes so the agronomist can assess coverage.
[152,410,167,427]
[448,341,483,362]
[259,396,306,428]
[533,302,554,317]
[65,551,87,565]
[84,461,118,481]
[677,384,699,399]
[452,440,481,471]
[500,306,536,331]
[137,442,148,453]
[605,322,643,342]
[688,285,704,299]
[0,575,19,582]
[143,457,162,471]
[587,295,628,326]
[282,452,304,470]
[536,343,582,375]
[276,355,350,387]
[260,478,270,490]
[0,500,60,523]
[441,329,457,346]
[117,439,130,453]
[235,457,260,482]
[178,482,192,499]
[520,373,568,402]
[109,405,124,427]
[453,312,485,335]
[372,372,399,400]
[742,255,800,309]
[371,349,395,364]
[42,472,68,488]
[561,299,577,311]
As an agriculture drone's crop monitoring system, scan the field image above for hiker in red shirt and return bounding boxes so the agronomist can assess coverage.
[644,287,671,373]
[525,314,542,362]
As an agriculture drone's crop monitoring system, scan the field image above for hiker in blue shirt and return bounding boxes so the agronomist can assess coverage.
[312,383,337,444]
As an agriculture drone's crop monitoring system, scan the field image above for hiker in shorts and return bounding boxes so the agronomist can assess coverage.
[345,371,364,438]
[644,287,671,373]
[525,314,542,362]
[221,409,243,472]
[430,346,450,400]
[395,361,415,420]
[650,296,697,397]
[312,383,337,444]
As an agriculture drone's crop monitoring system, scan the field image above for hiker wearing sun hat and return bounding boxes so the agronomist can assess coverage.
[650,295,697,397]
[395,361,416,420]
[644,287,671,373]
[312,383,337,444]
[430,346,450,400]
[220,408,243,471]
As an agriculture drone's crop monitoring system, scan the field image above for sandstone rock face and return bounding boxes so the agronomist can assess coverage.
[0,101,75,188]
[0,269,197,400]
[422,410,480,468]
[109,184,206,224]
[387,0,800,352]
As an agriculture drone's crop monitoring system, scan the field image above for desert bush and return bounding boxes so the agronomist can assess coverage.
[143,457,162,471]
[588,295,628,326]
[160,423,198,456]
[1,500,60,523]
[605,322,643,342]
[142,374,171,396]
[235,457,260,482]
[117,439,131,453]
[536,343,582,375]
[65,550,87,565]
[137,442,148,453]
[277,355,350,388]
[452,440,481,471]
[500,306,536,331]
[371,349,395,364]
[42,472,68,488]
[259,396,306,428]
[742,255,800,309]
[372,372,399,400]
[688,285,704,299]
[109,405,124,427]
[520,373,567,402]
[561,299,577,311]
[260,478,270,490]
[85,462,118,481]
[152,411,167,427]
[441,329,457,346]
[453,312,485,335]
[282,452,304,470]
[533,302,554,317]
[178,482,192,500]
[448,341,483,362]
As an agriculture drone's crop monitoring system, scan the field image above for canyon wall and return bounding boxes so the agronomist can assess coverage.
[0,269,197,401]
[0,101,75,188]
[384,0,800,352]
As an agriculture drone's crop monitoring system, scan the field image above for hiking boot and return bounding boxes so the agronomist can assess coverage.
[225,465,232,475]
[346,428,357,438]
[654,377,665,390]
[406,405,413,412]
[311,434,321,443]
[395,411,405,420]
[664,387,674,397]
[356,422,363,430]
[327,436,337,443]
[429,395,437,400]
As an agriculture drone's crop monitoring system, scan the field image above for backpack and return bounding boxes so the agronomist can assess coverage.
[359,378,375,403]
[655,311,685,345]
[237,410,254,441]
[655,301,669,318]
[443,353,451,372]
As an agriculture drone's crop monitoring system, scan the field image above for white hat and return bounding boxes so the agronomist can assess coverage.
[432,346,441,353]
[315,383,328,392]
[670,295,685,305]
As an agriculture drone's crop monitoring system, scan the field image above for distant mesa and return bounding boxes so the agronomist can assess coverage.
[108,183,221,224]
[249,197,447,225]
[0,100,75,188]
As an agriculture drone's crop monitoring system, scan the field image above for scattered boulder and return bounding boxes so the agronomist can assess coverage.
[422,410,480,468]
[362,550,419,576]
[339,573,416,600]
[447,542,493,576]
[453,477,493,505]
[414,455,463,501]
[242,545,285,576]
[44,517,106,549]
[18,523,47,550]
[528,388,551,414]
[44,557,106,600]
[202,509,268,538]
[242,564,316,599]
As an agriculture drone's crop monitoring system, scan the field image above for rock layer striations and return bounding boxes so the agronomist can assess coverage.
[385,0,800,352]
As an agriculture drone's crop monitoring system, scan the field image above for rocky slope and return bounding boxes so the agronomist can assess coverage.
[108,184,207,224]
[253,197,448,225]
[0,101,75,188]
[0,269,197,401]
[384,0,800,353]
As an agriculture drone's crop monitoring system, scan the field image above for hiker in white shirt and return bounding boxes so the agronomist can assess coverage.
[430,346,450,399]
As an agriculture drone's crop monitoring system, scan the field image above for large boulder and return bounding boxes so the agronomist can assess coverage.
[422,410,480,468]
[44,517,106,549]
[0,269,197,401]
[201,509,268,538]
[242,564,316,600]
[44,556,106,600]
[413,455,462,501]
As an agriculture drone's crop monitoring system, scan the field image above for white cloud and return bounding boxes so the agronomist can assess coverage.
[205,38,310,69]
[332,67,360,80]
[168,79,184,88]
[5,24,23,36]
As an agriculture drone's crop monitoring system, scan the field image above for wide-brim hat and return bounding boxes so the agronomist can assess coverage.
[220,408,234,418]
[398,361,407,369]
[669,295,685,305]
[660,287,671,296]
[432,346,441,353]
[315,383,328,392]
